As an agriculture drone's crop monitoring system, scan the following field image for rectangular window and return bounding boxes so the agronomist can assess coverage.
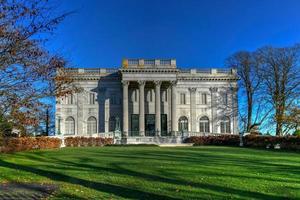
[89,93,95,104]
[223,93,228,105]
[131,90,137,102]
[111,94,117,105]
[145,114,155,136]
[220,122,225,133]
[131,114,139,136]
[150,90,153,102]
[67,94,73,104]
[147,90,153,102]
[180,93,186,104]
[134,90,138,102]
[161,114,168,136]
[200,93,207,104]
[162,90,167,102]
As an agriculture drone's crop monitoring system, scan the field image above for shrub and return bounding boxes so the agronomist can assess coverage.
[184,135,240,146]
[64,137,113,147]
[294,130,300,136]
[184,135,300,150]
[0,137,61,153]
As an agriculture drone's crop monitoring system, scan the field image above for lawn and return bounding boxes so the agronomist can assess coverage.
[0,146,300,200]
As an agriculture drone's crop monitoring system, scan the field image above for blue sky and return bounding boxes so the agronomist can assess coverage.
[48,0,300,68]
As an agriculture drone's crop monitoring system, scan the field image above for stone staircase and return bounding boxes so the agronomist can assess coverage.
[124,136,186,145]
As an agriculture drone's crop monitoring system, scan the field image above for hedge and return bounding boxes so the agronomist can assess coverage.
[184,135,240,146]
[184,134,300,150]
[0,137,61,153]
[244,135,300,150]
[64,137,113,147]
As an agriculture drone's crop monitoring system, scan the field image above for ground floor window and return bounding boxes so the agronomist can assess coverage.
[199,116,210,133]
[145,114,155,136]
[161,114,168,136]
[65,116,75,135]
[87,116,97,134]
[109,116,116,132]
[131,114,139,136]
[178,116,188,132]
[220,117,231,133]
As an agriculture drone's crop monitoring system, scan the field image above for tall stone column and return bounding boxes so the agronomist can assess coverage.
[122,81,129,137]
[210,87,218,133]
[171,81,177,134]
[231,87,239,134]
[155,81,161,136]
[189,87,197,132]
[138,81,145,136]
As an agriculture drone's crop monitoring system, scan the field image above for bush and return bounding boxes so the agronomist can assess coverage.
[64,137,113,147]
[184,135,300,150]
[244,135,300,150]
[1,137,61,153]
[184,135,240,146]
[294,130,300,136]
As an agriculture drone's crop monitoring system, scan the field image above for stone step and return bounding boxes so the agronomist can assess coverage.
[158,143,194,147]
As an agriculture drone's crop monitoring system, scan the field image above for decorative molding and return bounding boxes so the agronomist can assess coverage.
[154,80,162,86]
[170,80,177,86]
[188,87,197,93]
[122,81,129,86]
[138,80,146,86]
[209,87,218,93]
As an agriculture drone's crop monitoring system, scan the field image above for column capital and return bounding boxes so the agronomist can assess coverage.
[189,87,197,93]
[138,80,146,86]
[170,80,177,86]
[230,86,238,92]
[209,87,218,93]
[122,80,129,86]
[154,80,162,86]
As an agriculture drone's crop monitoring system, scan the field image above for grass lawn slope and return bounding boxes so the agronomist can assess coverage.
[0,146,299,199]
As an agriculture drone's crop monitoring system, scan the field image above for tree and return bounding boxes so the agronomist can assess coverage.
[0,0,78,135]
[283,105,300,134]
[257,45,300,136]
[226,51,268,133]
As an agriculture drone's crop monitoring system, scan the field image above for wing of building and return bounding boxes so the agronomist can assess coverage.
[56,59,239,143]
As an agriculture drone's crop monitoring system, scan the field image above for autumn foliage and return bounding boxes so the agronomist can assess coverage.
[64,137,113,147]
[184,135,300,150]
[0,0,79,135]
[0,137,61,153]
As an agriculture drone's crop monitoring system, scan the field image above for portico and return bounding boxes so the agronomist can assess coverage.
[122,79,177,137]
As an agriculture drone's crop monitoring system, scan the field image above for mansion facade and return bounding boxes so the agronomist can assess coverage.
[55,59,239,142]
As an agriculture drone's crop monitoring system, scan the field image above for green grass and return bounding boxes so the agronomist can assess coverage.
[0,146,300,200]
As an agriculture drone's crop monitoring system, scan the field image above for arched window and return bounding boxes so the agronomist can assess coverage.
[178,116,188,132]
[109,116,116,132]
[65,117,75,135]
[199,116,210,133]
[87,117,97,134]
[220,117,231,133]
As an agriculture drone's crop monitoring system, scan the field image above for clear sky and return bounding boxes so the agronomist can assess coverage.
[48,0,300,68]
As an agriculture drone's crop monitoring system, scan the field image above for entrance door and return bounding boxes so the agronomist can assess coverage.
[131,114,139,136]
[161,114,167,136]
[145,114,155,136]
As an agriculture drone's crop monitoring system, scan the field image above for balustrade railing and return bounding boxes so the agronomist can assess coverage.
[126,131,223,137]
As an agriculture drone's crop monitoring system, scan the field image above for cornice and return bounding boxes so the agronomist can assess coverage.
[177,77,238,81]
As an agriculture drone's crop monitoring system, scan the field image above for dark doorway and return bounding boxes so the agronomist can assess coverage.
[145,114,155,136]
[161,114,168,136]
[131,114,139,136]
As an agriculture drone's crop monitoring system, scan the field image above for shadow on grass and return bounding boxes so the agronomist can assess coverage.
[0,157,292,200]
[1,147,299,199]
[0,159,180,200]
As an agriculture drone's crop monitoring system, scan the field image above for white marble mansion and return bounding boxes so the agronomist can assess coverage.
[56,59,239,143]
